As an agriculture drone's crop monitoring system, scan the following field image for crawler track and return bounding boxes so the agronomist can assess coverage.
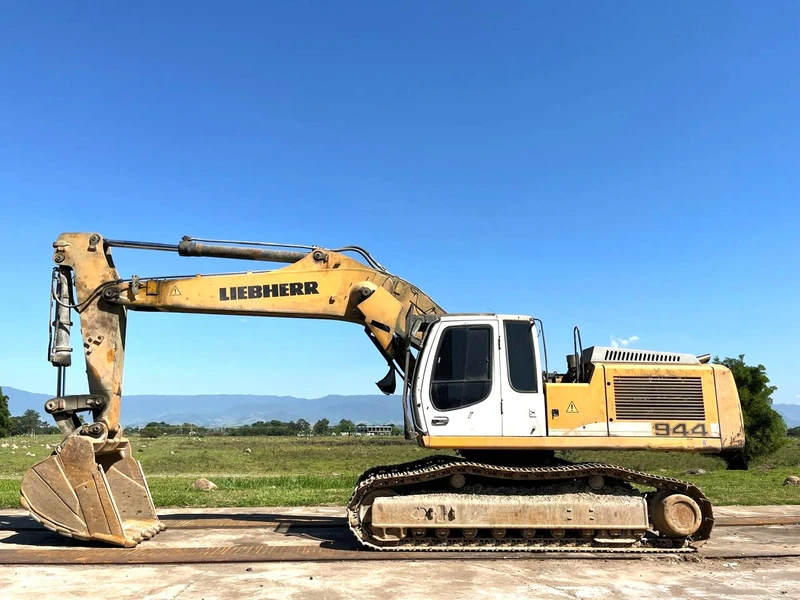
[346,456,714,552]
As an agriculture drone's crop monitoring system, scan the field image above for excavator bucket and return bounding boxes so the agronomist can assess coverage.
[20,435,164,547]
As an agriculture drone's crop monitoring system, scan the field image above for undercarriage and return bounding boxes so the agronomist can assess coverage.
[347,455,713,552]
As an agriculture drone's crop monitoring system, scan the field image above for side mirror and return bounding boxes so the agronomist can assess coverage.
[376,366,397,395]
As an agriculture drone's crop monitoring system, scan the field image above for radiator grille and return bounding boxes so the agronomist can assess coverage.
[613,376,705,420]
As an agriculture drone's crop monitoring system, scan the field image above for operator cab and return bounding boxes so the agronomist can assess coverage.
[406,314,547,439]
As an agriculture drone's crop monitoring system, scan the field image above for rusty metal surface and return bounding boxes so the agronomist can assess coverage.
[0,534,798,565]
[0,545,688,565]
[1,508,799,565]
[715,515,800,527]
[158,515,346,529]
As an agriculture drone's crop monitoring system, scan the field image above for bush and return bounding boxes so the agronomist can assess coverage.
[714,355,787,470]
[0,388,10,438]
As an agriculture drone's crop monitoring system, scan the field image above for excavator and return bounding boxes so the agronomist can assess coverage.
[21,232,745,553]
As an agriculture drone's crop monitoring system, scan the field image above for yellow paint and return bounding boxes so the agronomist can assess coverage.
[112,250,442,357]
[50,233,746,462]
[537,359,744,450]
[711,364,746,449]
[544,368,608,436]
[420,435,722,452]
[603,363,721,440]
[52,232,446,438]
[355,285,404,350]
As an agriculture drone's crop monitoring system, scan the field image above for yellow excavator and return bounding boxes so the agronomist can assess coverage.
[21,232,745,552]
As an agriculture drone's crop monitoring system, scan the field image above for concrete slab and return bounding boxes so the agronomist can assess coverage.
[1,506,799,599]
[1,555,800,599]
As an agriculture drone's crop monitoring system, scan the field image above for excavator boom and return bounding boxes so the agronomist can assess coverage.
[23,232,443,546]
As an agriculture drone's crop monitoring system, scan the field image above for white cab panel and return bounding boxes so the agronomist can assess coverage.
[498,317,547,437]
[416,316,503,437]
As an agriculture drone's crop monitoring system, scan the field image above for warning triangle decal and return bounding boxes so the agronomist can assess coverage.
[170,286,181,296]
[566,401,578,414]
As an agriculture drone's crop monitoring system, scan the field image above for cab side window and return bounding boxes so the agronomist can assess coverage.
[504,320,538,393]
[430,325,492,411]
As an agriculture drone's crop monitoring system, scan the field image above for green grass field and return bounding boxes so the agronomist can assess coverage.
[1,434,798,509]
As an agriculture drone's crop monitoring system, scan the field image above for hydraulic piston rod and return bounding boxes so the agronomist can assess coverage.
[50,267,73,368]
[106,238,308,264]
[177,239,308,263]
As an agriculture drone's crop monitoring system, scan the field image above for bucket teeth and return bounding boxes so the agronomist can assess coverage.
[122,522,163,541]
[20,435,163,547]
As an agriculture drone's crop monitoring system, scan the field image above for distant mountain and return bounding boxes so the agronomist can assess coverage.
[2,388,51,417]
[0,386,404,426]
[775,404,800,428]
[4,384,798,429]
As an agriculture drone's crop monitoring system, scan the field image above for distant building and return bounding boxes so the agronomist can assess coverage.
[356,424,393,436]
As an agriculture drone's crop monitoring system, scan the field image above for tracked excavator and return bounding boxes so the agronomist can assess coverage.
[21,232,745,553]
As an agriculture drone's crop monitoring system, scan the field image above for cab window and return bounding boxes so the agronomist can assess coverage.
[504,320,538,393]
[430,325,492,411]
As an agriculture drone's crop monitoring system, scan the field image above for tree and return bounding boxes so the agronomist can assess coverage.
[312,418,330,436]
[140,426,161,439]
[140,421,167,438]
[714,355,787,470]
[0,387,11,438]
[295,418,311,435]
[334,419,356,434]
[10,409,49,436]
[788,426,800,438]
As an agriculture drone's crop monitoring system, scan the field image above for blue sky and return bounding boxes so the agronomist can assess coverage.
[0,2,798,405]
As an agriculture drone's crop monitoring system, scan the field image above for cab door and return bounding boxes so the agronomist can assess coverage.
[499,318,547,436]
[416,318,503,436]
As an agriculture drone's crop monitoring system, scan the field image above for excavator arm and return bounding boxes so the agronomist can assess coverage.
[23,232,444,546]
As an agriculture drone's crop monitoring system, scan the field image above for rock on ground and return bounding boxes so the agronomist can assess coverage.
[192,478,218,491]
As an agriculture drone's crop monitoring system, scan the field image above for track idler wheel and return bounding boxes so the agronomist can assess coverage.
[651,492,703,538]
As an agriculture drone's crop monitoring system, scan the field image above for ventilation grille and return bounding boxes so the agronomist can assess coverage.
[604,349,685,363]
[613,376,705,420]
[583,347,701,365]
